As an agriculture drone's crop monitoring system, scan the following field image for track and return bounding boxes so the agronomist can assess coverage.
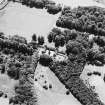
[0,0,9,10]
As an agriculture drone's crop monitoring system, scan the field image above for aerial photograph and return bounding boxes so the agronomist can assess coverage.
[1,0,105,105]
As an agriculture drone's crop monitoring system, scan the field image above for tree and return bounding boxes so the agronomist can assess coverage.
[60,35,65,47]
[2,48,10,55]
[29,0,35,8]
[54,35,60,47]
[93,71,101,76]
[103,74,105,83]
[47,32,53,43]
[0,91,3,97]
[94,36,105,47]
[32,33,37,41]
[61,6,71,15]
[45,0,56,6]
[0,57,3,63]
[7,66,20,80]
[0,32,5,39]
[52,27,61,34]
[94,53,105,64]
[1,64,5,74]
[47,4,62,14]
[56,18,64,27]
[34,0,45,9]
[38,36,44,45]
[70,29,78,40]
[66,40,81,55]
[10,35,27,44]
[39,54,52,66]
[64,29,71,43]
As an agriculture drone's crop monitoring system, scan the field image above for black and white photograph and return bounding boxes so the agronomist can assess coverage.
[0,0,105,105]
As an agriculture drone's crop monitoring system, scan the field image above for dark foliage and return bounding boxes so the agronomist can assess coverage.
[48,27,65,47]
[93,71,101,76]
[49,60,104,105]
[9,97,18,104]
[66,90,70,95]
[10,35,27,44]
[7,66,20,80]
[47,32,53,43]
[1,64,5,74]
[0,32,5,39]
[46,4,62,14]
[39,54,52,66]
[0,57,3,63]
[87,71,101,76]
[43,85,48,90]
[103,74,105,83]
[86,49,97,63]
[66,40,86,56]
[33,0,45,9]
[49,59,85,84]
[49,84,52,89]
[10,0,61,14]
[0,91,3,97]
[48,27,90,48]
[32,33,37,41]
[38,36,44,45]
[56,6,105,36]
[93,36,105,47]
[0,38,34,55]
[87,48,105,66]
[87,72,92,76]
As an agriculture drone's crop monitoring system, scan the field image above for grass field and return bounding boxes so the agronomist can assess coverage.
[0,2,59,42]
[0,73,19,105]
[34,63,81,105]
[81,65,105,104]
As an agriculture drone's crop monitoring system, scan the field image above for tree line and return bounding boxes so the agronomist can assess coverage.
[0,38,34,55]
[56,6,105,36]
[8,0,62,14]
[0,33,46,55]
